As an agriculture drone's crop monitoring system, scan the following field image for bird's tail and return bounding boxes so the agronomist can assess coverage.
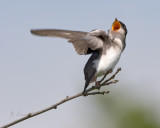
[83,80,90,94]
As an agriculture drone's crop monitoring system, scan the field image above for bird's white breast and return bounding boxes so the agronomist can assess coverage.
[96,45,122,76]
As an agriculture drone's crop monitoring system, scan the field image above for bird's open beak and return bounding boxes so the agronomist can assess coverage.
[112,18,121,31]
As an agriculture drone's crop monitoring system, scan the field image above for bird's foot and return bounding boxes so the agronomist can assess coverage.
[82,91,87,96]
[95,81,100,90]
[110,69,113,73]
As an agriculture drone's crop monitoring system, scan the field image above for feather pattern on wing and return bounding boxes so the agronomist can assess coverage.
[31,29,87,39]
[31,29,108,55]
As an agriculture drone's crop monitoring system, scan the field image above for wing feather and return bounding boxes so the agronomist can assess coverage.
[30,29,108,55]
[31,29,87,39]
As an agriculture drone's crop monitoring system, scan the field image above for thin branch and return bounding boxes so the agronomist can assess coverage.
[86,91,110,96]
[101,67,121,85]
[0,67,121,128]
[98,69,112,84]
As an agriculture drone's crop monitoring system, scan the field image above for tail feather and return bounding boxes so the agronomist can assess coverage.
[83,80,90,93]
[83,50,101,93]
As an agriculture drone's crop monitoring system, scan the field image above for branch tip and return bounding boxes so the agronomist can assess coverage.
[117,67,121,71]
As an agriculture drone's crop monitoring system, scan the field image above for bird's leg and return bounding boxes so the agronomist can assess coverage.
[95,81,100,90]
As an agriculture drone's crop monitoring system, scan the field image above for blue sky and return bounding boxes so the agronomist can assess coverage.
[1,0,160,128]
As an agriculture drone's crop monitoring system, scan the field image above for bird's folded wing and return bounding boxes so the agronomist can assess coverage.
[31,29,107,55]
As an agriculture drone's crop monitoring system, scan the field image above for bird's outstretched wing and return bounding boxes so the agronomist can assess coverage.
[31,29,107,55]
[31,29,87,39]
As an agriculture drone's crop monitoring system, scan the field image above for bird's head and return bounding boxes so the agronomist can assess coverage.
[109,18,127,40]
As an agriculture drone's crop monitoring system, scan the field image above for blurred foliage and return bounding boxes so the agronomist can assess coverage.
[92,93,160,128]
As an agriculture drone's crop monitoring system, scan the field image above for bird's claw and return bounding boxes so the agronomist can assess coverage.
[95,81,100,89]
[82,91,87,96]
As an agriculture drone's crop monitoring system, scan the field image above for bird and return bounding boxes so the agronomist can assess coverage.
[30,18,127,94]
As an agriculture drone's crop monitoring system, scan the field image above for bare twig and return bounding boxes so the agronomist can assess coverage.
[101,67,121,85]
[98,69,112,84]
[86,91,110,96]
[0,67,121,128]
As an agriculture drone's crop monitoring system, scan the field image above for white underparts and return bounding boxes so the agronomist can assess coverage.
[95,38,123,77]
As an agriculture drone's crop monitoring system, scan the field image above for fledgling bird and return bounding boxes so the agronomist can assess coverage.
[31,18,127,94]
